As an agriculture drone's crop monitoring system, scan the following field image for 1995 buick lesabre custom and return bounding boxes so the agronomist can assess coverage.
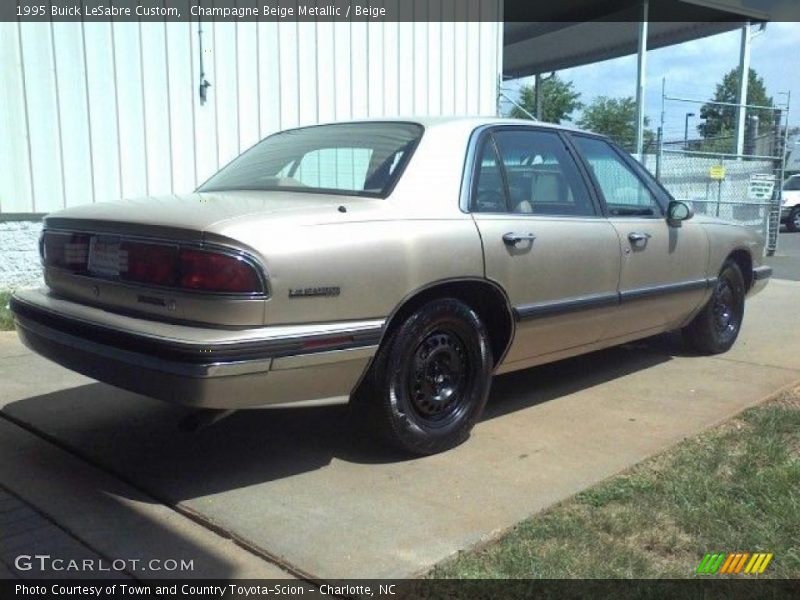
[11,117,772,454]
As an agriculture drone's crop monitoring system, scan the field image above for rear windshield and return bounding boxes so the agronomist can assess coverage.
[785,177,800,191]
[198,122,423,197]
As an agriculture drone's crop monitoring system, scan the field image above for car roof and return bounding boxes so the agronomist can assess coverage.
[284,115,595,137]
[405,115,582,131]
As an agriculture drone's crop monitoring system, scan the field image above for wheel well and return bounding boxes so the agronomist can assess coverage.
[727,249,753,290]
[381,280,514,369]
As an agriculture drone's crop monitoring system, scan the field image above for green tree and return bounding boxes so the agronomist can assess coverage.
[507,75,582,124]
[698,67,774,146]
[576,96,653,151]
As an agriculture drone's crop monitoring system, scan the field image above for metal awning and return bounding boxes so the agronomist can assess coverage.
[502,0,774,79]
[504,21,739,79]
[501,0,782,157]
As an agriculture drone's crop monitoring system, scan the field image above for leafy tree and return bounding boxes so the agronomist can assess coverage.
[507,74,582,124]
[695,125,737,154]
[698,67,774,144]
[576,96,654,151]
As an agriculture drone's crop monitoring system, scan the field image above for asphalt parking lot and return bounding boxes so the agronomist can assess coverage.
[767,227,800,280]
[2,260,799,580]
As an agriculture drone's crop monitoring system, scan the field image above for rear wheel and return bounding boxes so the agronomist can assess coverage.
[683,260,745,354]
[787,206,800,233]
[354,298,493,455]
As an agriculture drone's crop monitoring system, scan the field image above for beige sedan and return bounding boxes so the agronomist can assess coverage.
[11,117,772,454]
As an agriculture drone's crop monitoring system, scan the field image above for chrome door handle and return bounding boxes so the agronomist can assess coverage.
[628,232,652,245]
[502,232,536,245]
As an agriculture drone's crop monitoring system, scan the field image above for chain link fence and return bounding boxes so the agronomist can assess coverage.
[641,149,778,240]
[639,91,789,255]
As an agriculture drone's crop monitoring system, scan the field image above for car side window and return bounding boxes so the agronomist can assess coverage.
[472,139,508,213]
[572,136,662,217]
[490,130,596,217]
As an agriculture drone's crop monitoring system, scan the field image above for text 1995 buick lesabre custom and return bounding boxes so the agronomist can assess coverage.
[11,117,772,454]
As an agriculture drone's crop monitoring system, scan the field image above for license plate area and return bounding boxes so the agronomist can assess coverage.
[87,236,125,278]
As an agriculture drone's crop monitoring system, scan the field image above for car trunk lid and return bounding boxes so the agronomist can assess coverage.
[44,190,354,236]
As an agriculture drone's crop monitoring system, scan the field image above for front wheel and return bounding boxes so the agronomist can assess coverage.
[682,260,745,354]
[787,206,800,233]
[354,298,493,455]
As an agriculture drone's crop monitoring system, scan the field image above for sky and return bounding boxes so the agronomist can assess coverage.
[504,22,799,145]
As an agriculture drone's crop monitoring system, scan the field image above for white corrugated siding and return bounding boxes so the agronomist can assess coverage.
[0,12,502,214]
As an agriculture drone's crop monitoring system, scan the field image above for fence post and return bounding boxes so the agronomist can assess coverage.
[766,107,785,256]
[655,127,663,180]
[716,155,723,217]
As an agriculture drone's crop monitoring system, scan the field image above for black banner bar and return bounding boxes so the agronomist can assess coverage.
[5,0,800,23]
[4,579,800,600]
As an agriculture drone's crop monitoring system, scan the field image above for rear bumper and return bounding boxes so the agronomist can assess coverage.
[11,289,382,409]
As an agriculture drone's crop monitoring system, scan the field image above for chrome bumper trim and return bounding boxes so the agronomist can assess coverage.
[10,293,383,378]
[753,266,772,281]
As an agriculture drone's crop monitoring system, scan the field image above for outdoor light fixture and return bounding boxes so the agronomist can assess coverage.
[684,112,696,149]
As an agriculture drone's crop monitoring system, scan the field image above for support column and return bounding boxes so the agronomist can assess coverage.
[634,0,648,158]
[735,22,751,156]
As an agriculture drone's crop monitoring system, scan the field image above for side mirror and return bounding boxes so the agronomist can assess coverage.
[667,200,693,225]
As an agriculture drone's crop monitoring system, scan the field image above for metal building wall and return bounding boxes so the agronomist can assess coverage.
[0,15,503,216]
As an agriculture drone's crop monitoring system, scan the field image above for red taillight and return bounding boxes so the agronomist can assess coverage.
[42,231,262,295]
[43,232,89,270]
[179,249,261,293]
[121,242,177,287]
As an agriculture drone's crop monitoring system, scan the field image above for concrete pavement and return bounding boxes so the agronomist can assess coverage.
[0,418,293,580]
[0,486,127,580]
[1,279,799,579]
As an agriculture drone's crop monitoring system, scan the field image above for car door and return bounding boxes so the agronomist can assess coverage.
[469,127,622,369]
[569,134,709,337]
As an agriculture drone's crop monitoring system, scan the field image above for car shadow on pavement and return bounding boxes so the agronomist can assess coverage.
[483,331,684,421]
[1,332,686,505]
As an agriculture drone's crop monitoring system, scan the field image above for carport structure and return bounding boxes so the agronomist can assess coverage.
[501,0,777,157]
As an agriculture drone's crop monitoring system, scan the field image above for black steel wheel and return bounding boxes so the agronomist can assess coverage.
[354,298,493,455]
[711,277,740,345]
[408,329,471,426]
[683,259,745,355]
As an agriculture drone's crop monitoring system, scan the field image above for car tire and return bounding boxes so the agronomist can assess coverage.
[787,206,800,233]
[682,260,745,355]
[354,298,493,455]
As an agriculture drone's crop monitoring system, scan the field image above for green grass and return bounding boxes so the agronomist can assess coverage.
[431,388,800,579]
[0,291,13,331]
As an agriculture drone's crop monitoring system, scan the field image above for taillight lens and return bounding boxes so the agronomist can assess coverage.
[42,231,262,295]
[121,242,177,287]
[179,249,261,293]
[43,232,89,270]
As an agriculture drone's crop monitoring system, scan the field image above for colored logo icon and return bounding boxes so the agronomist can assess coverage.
[697,552,773,575]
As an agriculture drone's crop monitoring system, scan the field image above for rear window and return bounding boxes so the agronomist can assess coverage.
[785,177,800,191]
[198,122,423,197]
